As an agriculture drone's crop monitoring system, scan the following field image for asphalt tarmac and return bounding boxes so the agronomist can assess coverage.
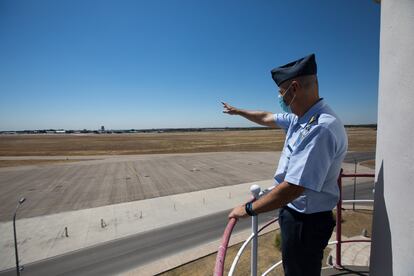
[0,181,374,276]
[0,151,374,222]
[0,152,279,221]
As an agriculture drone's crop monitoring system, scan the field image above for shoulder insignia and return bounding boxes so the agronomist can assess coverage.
[308,115,316,125]
[305,114,319,131]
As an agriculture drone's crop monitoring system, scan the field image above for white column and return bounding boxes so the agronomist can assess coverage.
[371,0,414,275]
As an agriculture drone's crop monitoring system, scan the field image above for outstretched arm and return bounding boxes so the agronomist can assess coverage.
[222,102,277,128]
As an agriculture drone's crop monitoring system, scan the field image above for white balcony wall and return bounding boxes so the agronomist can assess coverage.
[371,0,414,275]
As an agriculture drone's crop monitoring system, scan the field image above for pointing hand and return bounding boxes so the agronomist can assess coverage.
[222,102,239,115]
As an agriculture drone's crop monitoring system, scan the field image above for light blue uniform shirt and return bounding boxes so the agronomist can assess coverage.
[273,99,348,214]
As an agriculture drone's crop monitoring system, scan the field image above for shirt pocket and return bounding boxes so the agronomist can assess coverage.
[293,127,310,149]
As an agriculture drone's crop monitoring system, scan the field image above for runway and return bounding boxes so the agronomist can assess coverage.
[0,151,374,222]
[0,152,278,221]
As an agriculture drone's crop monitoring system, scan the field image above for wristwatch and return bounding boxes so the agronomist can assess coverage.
[245,202,257,216]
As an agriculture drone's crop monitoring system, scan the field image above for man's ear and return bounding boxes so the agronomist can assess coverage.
[291,80,300,91]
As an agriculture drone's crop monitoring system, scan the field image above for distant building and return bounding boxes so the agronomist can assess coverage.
[101,126,105,131]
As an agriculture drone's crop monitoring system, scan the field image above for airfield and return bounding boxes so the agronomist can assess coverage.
[0,128,376,221]
[0,152,279,221]
[0,128,376,275]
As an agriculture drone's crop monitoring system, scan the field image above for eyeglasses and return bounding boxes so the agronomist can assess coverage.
[278,82,293,97]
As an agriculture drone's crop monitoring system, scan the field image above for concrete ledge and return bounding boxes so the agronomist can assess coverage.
[0,179,276,271]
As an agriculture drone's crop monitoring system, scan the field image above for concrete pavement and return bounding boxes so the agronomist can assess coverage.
[328,235,371,267]
[0,152,279,221]
[0,161,374,274]
[0,164,372,270]
[0,179,276,272]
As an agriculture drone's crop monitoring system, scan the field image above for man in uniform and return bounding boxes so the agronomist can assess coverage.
[222,53,348,276]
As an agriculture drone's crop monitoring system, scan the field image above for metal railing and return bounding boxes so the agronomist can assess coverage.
[214,169,375,276]
[333,169,375,268]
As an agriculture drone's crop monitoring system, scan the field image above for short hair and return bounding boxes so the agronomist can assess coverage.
[296,75,318,90]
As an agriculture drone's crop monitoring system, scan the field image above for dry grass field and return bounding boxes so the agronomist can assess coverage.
[0,130,282,156]
[0,159,94,168]
[0,128,376,158]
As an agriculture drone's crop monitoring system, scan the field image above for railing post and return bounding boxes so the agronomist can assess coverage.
[250,184,261,276]
[13,197,26,276]
[335,169,343,269]
[353,159,357,211]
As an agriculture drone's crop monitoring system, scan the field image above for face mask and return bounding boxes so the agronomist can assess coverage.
[278,84,296,113]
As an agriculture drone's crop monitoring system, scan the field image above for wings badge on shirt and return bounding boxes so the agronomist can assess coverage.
[293,114,319,148]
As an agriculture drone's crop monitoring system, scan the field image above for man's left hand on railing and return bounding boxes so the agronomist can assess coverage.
[228,182,304,220]
[228,205,248,219]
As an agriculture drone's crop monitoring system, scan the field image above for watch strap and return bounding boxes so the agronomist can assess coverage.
[245,202,257,216]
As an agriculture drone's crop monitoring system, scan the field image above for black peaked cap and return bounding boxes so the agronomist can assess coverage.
[271,53,317,86]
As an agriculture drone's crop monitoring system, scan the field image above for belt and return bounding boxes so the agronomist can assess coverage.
[282,206,333,221]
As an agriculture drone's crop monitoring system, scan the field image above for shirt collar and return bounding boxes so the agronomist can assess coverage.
[297,98,325,127]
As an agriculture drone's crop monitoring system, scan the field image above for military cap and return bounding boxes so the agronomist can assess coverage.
[271,53,317,86]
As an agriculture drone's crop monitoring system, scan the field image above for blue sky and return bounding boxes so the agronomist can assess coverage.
[0,0,380,130]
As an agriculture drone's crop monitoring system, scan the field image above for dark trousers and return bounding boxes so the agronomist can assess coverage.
[279,206,335,276]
